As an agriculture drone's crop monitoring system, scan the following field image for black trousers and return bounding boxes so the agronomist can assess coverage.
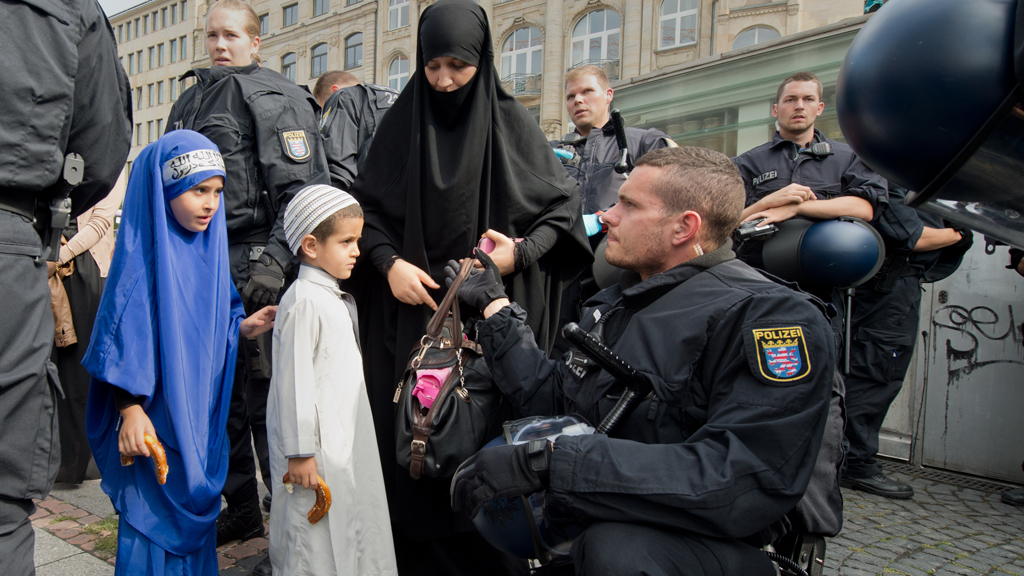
[0,208,60,576]
[566,522,775,576]
[843,277,921,478]
[0,499,35,576]
[222,243,272,505]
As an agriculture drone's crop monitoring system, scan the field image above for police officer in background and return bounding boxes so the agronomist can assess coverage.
[841,184,971,499]
[551,65,672,355]
[449,147,843,576]
[313,70,399,190]
[166,0,329,548]
[732,71,887,343]
[0,0,132,571]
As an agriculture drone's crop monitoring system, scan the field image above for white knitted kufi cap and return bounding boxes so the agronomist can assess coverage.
[284,184,359,254]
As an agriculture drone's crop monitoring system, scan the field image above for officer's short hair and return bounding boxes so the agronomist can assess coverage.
[314,71,361,104]
[776,71,823,103]
[634,147,745,249]
[564,66,611,92]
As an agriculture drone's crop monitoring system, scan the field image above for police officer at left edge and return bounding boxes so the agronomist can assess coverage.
[0,0,132,572]
[448,147,843,576]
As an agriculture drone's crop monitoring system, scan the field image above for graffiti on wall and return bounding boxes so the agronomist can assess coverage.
[930,304,1024,384]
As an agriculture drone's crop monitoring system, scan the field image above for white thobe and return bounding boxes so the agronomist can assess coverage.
[268,264,397,576]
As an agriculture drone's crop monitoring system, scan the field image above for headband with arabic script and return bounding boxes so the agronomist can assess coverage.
[162,149,226,200]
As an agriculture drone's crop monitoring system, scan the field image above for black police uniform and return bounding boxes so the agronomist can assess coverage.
[733,129,888,346]
[167,62,329,528]
[476,248,842,575]
[554,121,671,214]
[319,83,399,190]
[0,0,131,572]
[844,186,966,481]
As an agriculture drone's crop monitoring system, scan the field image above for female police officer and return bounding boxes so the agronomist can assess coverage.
[166,0,329,547]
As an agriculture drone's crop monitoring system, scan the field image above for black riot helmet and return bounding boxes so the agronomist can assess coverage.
[762,217,885,289]
[836,0,1024,247]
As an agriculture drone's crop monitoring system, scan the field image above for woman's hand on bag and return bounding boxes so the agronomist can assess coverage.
[240,305,278,338]
[479,230,515,276]
[387,259,439,310]
[119,405,156,458]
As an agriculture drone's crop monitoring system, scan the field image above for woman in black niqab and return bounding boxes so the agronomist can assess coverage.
[349,0,591,573]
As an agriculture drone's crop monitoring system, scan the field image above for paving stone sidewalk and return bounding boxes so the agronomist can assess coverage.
[34,460,1024,575]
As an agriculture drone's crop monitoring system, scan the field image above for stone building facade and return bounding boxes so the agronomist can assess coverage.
[108,0,862,163]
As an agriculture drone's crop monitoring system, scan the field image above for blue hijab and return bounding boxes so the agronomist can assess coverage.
[84,130,243,556]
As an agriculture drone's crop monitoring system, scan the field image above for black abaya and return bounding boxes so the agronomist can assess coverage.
[53,250,104,484]
[347,1,591,574]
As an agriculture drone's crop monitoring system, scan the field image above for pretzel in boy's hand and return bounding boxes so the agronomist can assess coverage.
[282,472,332,524]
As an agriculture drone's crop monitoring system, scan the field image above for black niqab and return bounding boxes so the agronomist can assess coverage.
[354,0,590,355]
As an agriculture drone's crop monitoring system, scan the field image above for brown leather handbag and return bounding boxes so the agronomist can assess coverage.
[394,261,503,479]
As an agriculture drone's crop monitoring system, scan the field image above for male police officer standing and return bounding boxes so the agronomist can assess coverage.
[449,147,841,576]
[313,70,399,190]
[733,72,887,342]
[557,66,672,214]
[0,0,131,572]
[551,65,671,354]
[842,184,970,499]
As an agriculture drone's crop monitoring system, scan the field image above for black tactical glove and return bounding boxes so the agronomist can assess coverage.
[242,254,286,314]
[450,440,551,517]
[443,249,507,311]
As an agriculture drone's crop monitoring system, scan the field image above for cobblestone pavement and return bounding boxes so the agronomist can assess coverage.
[34,460,1024,575]
[827,461,1024,576]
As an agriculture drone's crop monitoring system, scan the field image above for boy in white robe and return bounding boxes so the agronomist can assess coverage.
[268,184,398,576]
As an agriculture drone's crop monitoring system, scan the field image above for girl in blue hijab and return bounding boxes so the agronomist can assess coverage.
[83,130,277,575]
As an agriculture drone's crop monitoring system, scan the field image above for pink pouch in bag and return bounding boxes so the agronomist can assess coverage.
[412,367,452,410]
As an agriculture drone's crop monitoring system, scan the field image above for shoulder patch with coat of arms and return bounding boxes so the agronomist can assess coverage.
[282,130,311,161]
[748,326,812,383]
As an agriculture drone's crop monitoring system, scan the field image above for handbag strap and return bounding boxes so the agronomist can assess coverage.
[424,259,475,339]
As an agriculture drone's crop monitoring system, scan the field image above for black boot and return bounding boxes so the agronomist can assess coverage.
[217,484,265,546]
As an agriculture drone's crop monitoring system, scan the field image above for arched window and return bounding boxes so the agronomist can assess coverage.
[500,27,543,94]
[311,43,328,78]
[732,26,780,50]
[388,0,408,30]
[281,52,296,82]
[388,54,409,91]
[345,33,363,69]
[659,0,698,49]
[571,9,620,70]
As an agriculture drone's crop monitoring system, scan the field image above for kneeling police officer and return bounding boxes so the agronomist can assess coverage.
[448,147,843,576]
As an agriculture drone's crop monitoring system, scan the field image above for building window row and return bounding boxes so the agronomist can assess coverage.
[124,37,187,76]
[277,33,363,82]
[117,1,187,44]
[136,76,186,111]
